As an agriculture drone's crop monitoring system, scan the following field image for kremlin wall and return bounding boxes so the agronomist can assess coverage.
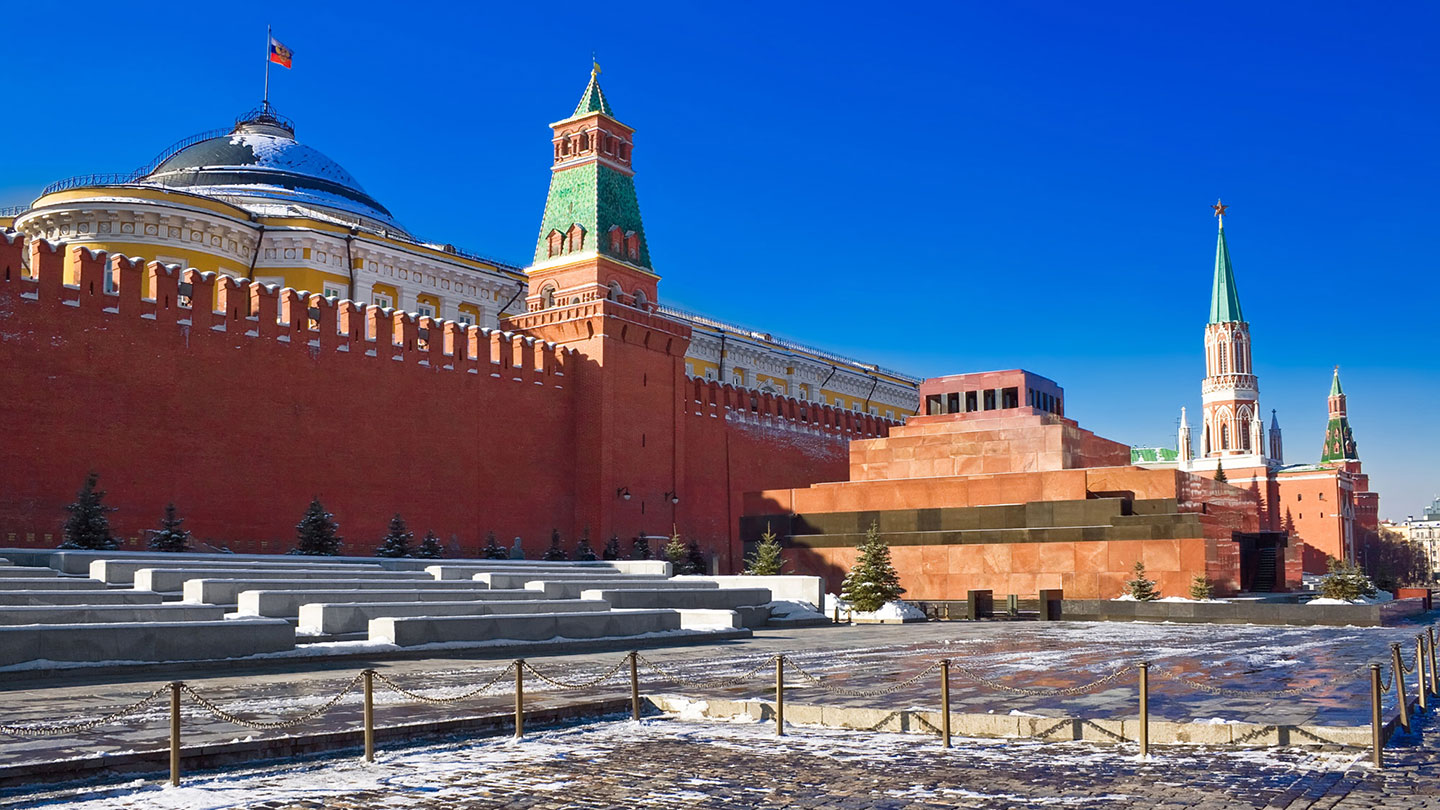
[0,71,1379,599]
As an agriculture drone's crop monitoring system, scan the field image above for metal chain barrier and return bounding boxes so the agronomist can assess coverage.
[180,673,363,730]
[1381,666,1394,693]
[1156,661,1375,699]
[522,656,628,690]
[1402,647,1419,675]
[947,659,1139,697]
[637,653,776,688]
[783,656,943,698]
[372,664,514,704]
[0,685,170,737]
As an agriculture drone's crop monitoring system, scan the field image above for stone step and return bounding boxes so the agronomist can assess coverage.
[300,598,611,635]
[186,577,491,606]
[138,567,433,593]
[426,564,622,580]
[471,572,671,590]
[369,609,682,646]
[0,590,167,606]
[92,558,385,585]
[0,578,104,591]
[0,619,294,668]
[0,568,59,578]
[526,579,717,599]
[0,604,227,625]
[579,587,771,611]
[237,587,543,619]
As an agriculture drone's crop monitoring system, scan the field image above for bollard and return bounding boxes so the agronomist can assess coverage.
[1138,662,1149,759]
[1391,644,1410,733]
[1419,637,1429,712]
[629,651,641,721]
[775,656,785,736]
[833,604,841,624]
[169,681,181,787]
[363,670,375,763]
[1371,663,1383,768]
[1430,627,1439,698]
[514,659,525,738]
[940,659,951,749]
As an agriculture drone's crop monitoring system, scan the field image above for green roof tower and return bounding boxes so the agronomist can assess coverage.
[1320,366,1358,462]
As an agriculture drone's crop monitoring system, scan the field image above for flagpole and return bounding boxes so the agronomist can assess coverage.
[263,24,271,111]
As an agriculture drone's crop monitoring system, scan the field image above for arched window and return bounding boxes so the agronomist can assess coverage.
[579,132,589,152]
[1240,417,1251,450]
[1221,423,1230,450]
[633,288,648,309]
[1218,344,1228,374]
[540,286,556,309]
[607,281,622,301]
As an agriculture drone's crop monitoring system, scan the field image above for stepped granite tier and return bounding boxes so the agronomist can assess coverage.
[369,608,684,646]
[0,618,295,667]
[92,559,386,585]
[0,604,226,625]
[300,598,612,635]
[0,578,106,591]
[183,577,490,605]
[0,591,166,606]
[521,578,716,599]
[140,567,433,593]
[236,587,544,619]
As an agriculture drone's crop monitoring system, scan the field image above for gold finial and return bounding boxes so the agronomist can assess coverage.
[591,51,601,77]
[1212,199,1228,227]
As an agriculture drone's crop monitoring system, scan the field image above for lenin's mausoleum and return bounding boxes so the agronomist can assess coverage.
[0,72,1376,599]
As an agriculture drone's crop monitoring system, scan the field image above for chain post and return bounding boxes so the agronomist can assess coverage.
[1137,662,1149,759]
[1429,627,1439,698]
[833,603,841,624]
[1391,643,1410,732]
[629,651,641,721]
[1371,663,1383,768]
[775,656,785,736]
[1418,637,1429,712]
[363,670,375,763]
[940,659,951,749]
[514,660,525,738]
[168,681,182,787]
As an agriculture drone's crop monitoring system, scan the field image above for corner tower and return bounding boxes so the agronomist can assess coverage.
[1320,367,1358,462]
[526,65,657,312]
[1197,201,1266,467]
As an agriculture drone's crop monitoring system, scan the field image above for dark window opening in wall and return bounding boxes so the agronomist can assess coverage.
[983,389,997,411]
[1027,388,1035,406]
[965,391,978,412]
[1001,387,1019,409]
[946,392,960,413]
[1055,397,1063,416]
[1041,393,1051,413]
[926,394,943,415]
[641,433,646,447]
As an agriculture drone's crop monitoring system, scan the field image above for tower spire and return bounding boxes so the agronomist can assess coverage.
[1321,366,1357,462]
[1209,200,1243,324]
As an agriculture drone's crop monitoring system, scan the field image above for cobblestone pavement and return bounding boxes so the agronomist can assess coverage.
[15,709,1440,809]
[3,621,1437,773]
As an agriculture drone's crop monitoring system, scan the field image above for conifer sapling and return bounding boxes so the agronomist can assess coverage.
[840,521,904,613]
[663,528,687,569]
[684,536,707,576]
[375,513,414,558]
[481,530,508,560]
[1188,574,1213,601]
[602,534,621,561]
[60,472,118,551]
[575,529,598,561]
[146,502,191,553]
[1125,561,1158,601]
[292,498,342,556]
[542,529,568,561]
[744,522,785,576]
[631,533,652,560]
[415,530,445,559]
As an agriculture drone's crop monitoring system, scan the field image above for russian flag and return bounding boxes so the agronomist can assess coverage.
[268,35,293,69]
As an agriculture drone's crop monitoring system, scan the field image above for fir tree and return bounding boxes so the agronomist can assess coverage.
[375,513,414,558]
[146,502,190,553]
[292,498,342,556]
[630,533,652,560]
[1188,574,1213,601]
[663,528,687,569]
[1319,557,1377,601]
[1125,561,1159,601]
[481,530,508,560]
[542,529,568,561]
[575,529,598,562]
[60,472,118,550]
[683,536,707,576]
[602,534,621,561]
[744,522,785,576]
[415,530,445,559]
[1214,461,1228,482]
[839,521,904,613]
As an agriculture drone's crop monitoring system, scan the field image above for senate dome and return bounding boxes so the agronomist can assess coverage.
[139,108,408,236]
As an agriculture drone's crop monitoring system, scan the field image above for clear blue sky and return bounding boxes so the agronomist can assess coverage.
[2,2,1435,518]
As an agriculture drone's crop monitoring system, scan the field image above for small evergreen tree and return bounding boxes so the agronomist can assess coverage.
[575,529,598,562]
[1125,561,1158,601]
[663,528,687,569]
[542,528,568,561]
[602,534,621,561]
[481,530,508,560]
[509,536,525,560]
[375,513,414,558]
[60,472,118,550]
[1188,574,1213,601]
[146,502,190,553]
[744,522,785,576]
[1214,461,1227,482]
[630,533,652,560]
[1319,557,1377,601]
[415,530,445,559]
[683,536,708,576]
[840,521,904,613]
[292,498,342,556]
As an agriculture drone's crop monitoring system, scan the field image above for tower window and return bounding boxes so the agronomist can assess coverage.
[1221,423,1230,450]
[1218,344,1228,374]
[625,231,640,261]
[540,286,556,309]
[609,226,623,255]
[546,229,564,258]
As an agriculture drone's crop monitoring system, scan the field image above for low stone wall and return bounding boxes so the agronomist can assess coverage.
[300,598,611,635]
[0,579,104,591]
[370,608,683,646]
[582,588,771,610]
[0,591,165,606]
[185,577,489,605]
[0,604,226,625]
[237,587,541,618]
[141,567,431,593]
[0,619,295,667]
[93,559,384,585]
[526,579,716,599]
[675,575,824,607]
[1061,597,1430,627]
